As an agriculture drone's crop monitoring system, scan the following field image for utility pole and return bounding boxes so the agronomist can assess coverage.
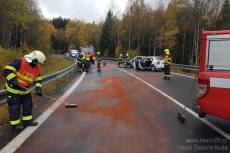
[138,23,140,52]
[148,32,151,56]
[118,27,120,48]
[129,25,131,52]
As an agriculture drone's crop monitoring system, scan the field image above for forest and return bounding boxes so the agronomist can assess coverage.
[0,0,230,65]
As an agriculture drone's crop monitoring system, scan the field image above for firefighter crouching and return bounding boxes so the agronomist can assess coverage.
[163,49,172,80]
[3,51,46,132]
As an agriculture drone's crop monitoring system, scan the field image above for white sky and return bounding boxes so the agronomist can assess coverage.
[37,0,129,22]
[37,0,167,22]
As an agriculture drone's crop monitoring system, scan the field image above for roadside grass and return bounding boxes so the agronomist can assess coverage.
[0,48,73,125]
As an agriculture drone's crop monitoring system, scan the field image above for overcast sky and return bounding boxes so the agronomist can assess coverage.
[37,0,167,22]
[37,0,129,22]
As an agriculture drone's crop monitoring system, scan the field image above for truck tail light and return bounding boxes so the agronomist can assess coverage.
[197,78,210,98]
[156,61,160,65]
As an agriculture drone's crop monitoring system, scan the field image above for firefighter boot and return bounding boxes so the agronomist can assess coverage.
[12,124,25,132]
[23,120,38,127]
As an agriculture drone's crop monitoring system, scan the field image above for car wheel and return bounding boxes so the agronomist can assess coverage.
[151,65,156,71]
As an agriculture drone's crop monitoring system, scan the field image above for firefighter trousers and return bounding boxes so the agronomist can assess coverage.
[164,64,171,78]
[7,92,33,127]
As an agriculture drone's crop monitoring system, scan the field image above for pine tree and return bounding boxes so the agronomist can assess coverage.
[99,10,116,57]
[218,0,230,29]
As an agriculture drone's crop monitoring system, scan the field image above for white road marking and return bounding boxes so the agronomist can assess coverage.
[119,68,230,141]
[0,72,86,153]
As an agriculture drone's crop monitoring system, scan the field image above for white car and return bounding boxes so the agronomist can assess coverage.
[69,50,79,58]
[130,56,164,71]
[129,56,145,68]
[148,56,165,71]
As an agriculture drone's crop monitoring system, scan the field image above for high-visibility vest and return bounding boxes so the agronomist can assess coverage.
[86,54,90,61]
[164,54,172,65]
[97,55,101,61]
[81,54,86,60]
[16,58,40,87]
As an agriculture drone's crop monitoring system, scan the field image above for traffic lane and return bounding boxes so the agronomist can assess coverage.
[124,69,196,108]
[0,71,81,149]
[16,65,229,153]
[123,68,230,140]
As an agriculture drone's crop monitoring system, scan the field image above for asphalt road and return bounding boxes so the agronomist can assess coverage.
[1,63,230,153]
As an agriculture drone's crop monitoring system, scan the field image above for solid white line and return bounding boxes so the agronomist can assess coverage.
[0,72,86,153]
[119,68,230,141]
[171,72,195,79]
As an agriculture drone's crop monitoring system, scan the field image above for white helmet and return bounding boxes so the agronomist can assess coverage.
[25,50,46,64]
[97,52,100,55]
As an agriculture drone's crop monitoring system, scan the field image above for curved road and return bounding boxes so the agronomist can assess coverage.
[0,63,230,153]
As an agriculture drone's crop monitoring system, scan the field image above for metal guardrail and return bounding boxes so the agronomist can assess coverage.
[102,57,118,61]
[0,62,77,106]
[172,64,198,71]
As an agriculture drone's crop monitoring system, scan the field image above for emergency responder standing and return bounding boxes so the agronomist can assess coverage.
[3,51,46,132]
[125,53,130,61]
[125,53,131,68]
[85,52,91,72]
[96,52,102,71]
[118,54,123,67]
[81,52,86,71]
[163,49,172,80]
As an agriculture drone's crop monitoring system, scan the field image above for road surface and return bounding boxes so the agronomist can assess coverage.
[0,63,229,153]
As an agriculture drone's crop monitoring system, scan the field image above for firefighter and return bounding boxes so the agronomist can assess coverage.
[125,53,130,61]
[125,53,131,68]
[3,51,46,132]
[118,54,123,67]
[163,49,172,80]
[96,52,102,71]
[85,52,91,72]
[77,53,83,71]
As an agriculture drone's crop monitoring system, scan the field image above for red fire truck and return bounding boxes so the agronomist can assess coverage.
[196,30,230,120]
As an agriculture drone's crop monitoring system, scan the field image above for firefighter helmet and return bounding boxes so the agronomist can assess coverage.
[25,50,46,64]
[164,49,170,55]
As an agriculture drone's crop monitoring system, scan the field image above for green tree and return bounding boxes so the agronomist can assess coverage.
[218,0,230,29]
[51,17,69,30]
[99,10,116,56]
[51,30,69,53]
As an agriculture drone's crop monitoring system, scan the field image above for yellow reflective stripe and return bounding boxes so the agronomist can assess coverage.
[5,66,16,72]
[6,83,31,95]
[35,76,42,81]
[10,119,20,125]
[35,83,42,87]
[6,73,16,81]
[16,72,33,82]
[22,115,32,121]
[86,55,90,60]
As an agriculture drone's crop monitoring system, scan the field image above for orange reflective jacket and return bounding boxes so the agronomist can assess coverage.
[16,58,40,87]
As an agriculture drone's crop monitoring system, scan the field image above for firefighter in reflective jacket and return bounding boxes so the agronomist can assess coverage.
[96,52,102,71]
[163,49,172,80]
[3,50,46,131]
[85,52,91,72]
